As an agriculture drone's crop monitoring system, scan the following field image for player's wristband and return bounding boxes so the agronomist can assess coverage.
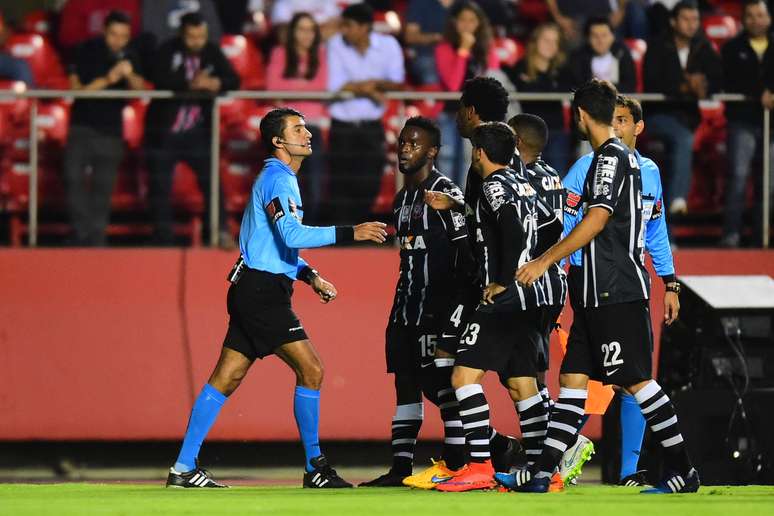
[298,266,319,285]
[335,226,355,244]
[661,274,676,285]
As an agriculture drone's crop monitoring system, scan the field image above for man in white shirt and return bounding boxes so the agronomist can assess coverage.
[326,2,405,224]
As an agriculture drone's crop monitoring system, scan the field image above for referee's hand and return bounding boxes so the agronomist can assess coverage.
[311,276,338,304]
[354,222,388,243]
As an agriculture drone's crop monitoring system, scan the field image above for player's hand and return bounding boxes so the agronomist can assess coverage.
[311,276,337,304]
[515,257,548,288]
[424,190,462,211]
[664,291,680,325]
[354,222,387,243]
[482,283,506,304]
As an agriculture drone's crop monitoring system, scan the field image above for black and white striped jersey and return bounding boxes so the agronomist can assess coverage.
[469,168,544,311]
[389,169,468,326]
[580,138,650,308]
[526,158,567,307]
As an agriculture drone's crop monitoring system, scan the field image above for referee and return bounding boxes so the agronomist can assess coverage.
[166,108,387,489]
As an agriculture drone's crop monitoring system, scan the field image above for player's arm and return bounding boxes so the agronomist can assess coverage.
[535,195,563,255]
[483,202,525,304]
[644,167,679,324]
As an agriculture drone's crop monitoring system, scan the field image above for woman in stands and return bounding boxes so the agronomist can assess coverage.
[434,1,498,185]
[267,12,327,223]
[502,22,572,174]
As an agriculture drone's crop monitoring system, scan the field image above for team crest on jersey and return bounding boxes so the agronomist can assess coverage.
[398,235,426,250]
[451,211,465,230]
[412,203,424,219]
[399,205,411,223]
[483,181,507,211]
[594,156,618,198]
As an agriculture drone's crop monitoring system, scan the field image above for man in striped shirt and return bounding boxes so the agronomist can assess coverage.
[510,79,698,494]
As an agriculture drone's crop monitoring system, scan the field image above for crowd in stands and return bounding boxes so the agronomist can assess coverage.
[0,0,771,248]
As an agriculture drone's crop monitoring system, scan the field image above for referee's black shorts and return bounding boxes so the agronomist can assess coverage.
[223,268,308,361]
[561,299,653,386]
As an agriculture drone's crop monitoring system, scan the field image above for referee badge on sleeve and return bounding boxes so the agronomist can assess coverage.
[265,197,285,223]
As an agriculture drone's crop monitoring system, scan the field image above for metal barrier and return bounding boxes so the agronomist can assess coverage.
[0,89,768,248]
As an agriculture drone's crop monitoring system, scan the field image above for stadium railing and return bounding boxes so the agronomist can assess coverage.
[0,89,768,248]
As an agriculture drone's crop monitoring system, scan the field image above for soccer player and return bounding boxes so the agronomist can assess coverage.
[562,95,680,486]
[360,117,472,487]
[509,79,699,494]
[436,122,557,492]
[166,108,387,489]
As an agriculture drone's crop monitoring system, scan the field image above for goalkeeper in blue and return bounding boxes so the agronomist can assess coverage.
[562,95,680,488]
[166,108,387,489]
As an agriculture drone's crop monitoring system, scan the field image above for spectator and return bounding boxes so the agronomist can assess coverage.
[546,0,648,46]
[0,13,34,86]
[569,17,637,93]
[502,23,572,174]
[144,12,239,246]
[58,0,141,57]
[142,0,222,49]
[271,0,341,42]
[720,0,774,248]
[64,11,145,246]
[643,0,722,214]
[326,2,404,224]
[266,12,328,223]
[435,1,498,185]
[403,0,452,85]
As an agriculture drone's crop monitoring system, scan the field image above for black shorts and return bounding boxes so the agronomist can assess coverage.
[386,323,441,373]
[223,268,309,361]
[537,304,563,373]
[560,300,653,386]
[454,308,540,379]
[437,287,479,356]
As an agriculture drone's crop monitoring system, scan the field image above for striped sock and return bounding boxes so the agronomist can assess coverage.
[516,393,549,466]
[391,403,423,475]
[538,383,554,412]
[435,359,466,470]
[633,381,692,474]
[535,387,587,477]
[455,384,491,463]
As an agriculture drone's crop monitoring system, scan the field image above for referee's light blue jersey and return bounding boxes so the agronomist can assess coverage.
[239,158,337,280]
[562,150,674,277]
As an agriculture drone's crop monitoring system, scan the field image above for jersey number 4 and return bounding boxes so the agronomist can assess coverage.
[449,304,465,328]
[601,341,624,367]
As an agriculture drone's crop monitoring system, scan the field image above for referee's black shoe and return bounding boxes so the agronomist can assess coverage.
[166,464,229,488]
[619,471,650,487]
[303,455,353,488]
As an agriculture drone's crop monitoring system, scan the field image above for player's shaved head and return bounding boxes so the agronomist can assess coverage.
[508,113,548,155]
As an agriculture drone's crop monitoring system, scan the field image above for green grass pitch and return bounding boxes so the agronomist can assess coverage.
[2,484,773,516]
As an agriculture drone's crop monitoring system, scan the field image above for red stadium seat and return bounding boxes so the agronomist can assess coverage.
[624,39,647,93]
[22,10,52,36]
[493,37,524,68]
[122,100,148,150]
[220,35,265,90]
[702,15,739,48]
[689,100,727,213]
[221,160,257,214]
[4,33,68,89]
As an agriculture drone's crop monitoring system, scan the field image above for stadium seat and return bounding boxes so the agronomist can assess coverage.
[493,37,524,68]
[4,33,68,89]
[688,100,727,213]
[22,10,52,36]
[122,100,148,150]
[624,39,647,93]
[220,160,257,214]
[702,15,739,48]
[220,35,265,90]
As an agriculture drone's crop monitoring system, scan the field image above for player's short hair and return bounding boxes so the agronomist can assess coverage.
[471,122,516,166]
[180,11,206,30]
[572,79,618,125]
[341,3,374,25]
[616,95,643,123]
[403,116,441,148]
[671,0,699,18]
[260,108,304,150]
[104,10,131,28]
[460,77,509,123]
[584,16,613,37]
[508,113,548,154]
[743,0,768,13]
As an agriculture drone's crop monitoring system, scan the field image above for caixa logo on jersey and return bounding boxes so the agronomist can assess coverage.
[541,175,562,192]
[398,235,427,250]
